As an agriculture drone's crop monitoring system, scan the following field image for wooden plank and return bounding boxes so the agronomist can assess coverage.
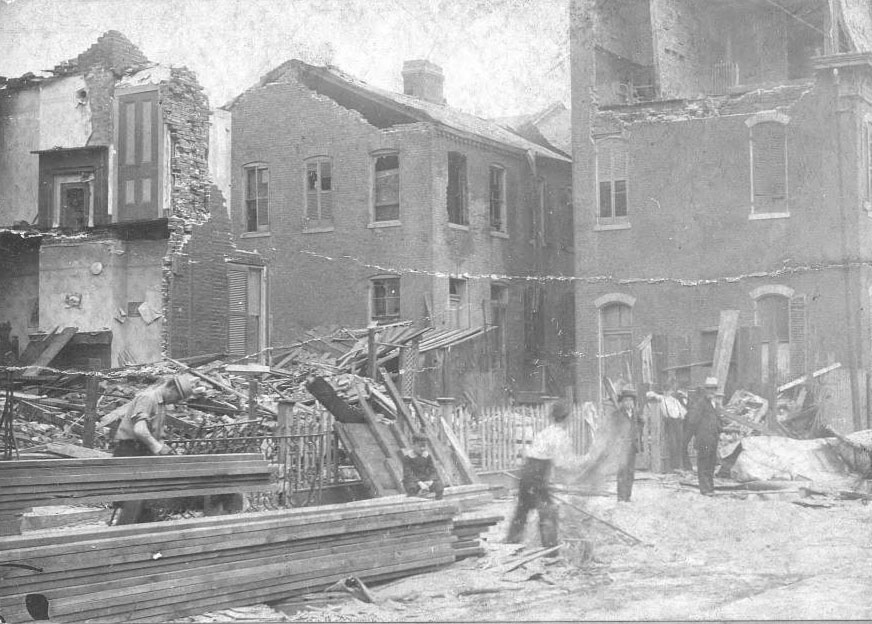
[16,327,59,366]
[22,326,77,376]
[710,310,740,395]
[354,383,405,491]
[0,453,264,471]
[44,442,112,459]
[439,416,480,484]
[777,362,842,393]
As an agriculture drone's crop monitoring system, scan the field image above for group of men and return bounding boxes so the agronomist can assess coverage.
[505,376,725,551]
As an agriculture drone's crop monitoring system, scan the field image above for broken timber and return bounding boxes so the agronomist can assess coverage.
[710,310,740,396]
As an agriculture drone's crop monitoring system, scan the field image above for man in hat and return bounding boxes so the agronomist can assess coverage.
[506,401,576,552]
[685,377,722,496]
[613,385,640,502]
[112,374,197,523]
[401,433,444,500]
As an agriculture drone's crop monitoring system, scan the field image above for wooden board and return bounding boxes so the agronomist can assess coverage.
[22,326,78,376]
[710,310,740,395]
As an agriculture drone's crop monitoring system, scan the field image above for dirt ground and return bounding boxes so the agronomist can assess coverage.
[266,473,872,622]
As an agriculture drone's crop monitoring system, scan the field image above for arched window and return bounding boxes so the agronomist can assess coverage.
[600,301,634,384]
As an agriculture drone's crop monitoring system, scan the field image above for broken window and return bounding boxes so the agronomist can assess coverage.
[448,277,468,328]
[447,152,468,226]
[244,164,270,232]
[600,302,633,385]
[373,154,400,222]
[489,165,506,232]
[751,121,787,214]
[117,90,160,221]
[596,138,628,224]
[305,157,333,223]
[371,277,400,324]
[52,173,92,231]
[489,283,508,369]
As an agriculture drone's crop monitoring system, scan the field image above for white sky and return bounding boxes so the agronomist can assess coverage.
[0,0,570,118]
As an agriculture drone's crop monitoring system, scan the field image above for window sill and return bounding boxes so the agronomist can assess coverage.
[368,220,401,229]
[748,212,790,221]
[594,222,631,231]
[489,230,509,239]
[448,223,470,231]
[303,224,335,234]
[240,231,271,238]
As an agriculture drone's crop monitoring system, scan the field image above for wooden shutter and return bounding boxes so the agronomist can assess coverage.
[789,294,808,376]
[753,122,786,209]
[320,160,333,220]
[117,91,159,222]
[228,268,248,356]
[306,162,319,219]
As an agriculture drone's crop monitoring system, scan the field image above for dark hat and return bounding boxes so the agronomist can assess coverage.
[618,385,637,400]
[551,401,570,422]
[172,374,197,400]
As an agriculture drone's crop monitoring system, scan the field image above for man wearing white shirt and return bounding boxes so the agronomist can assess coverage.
[505,402,574,550]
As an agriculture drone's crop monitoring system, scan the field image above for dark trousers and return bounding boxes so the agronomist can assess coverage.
[506,458,559,548]
[404,479,444,500]
[696,442,718,495]
[665,418,690,471]
[112,439,155,524]
[616,439,636,502]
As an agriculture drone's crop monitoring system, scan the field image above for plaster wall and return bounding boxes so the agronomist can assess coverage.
[38,75,92,150]
[0,87,39,224]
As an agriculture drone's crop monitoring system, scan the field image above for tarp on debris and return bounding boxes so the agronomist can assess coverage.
[731,436,851,484]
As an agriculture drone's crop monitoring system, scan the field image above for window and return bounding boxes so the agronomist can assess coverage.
[53,173,92,231]
[600,301,633,385]
[447,152,468,225]
[117,90,159,222]
[524,284,546,358]
[305,157,333,224]
[750,121,787,214]
[596,138,628,224]
[371,277,400,324]
[489,283,508,368]
[757,294,790,383]
[228,264,266,360]
[489,165,506,232]
[244,164,270,232]
[374,154,400,222]
[448,277,468,328]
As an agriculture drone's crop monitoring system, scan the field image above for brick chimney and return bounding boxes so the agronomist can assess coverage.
[402,60,445,105]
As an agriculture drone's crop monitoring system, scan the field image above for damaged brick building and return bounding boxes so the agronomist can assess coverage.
[226,60,574,402]
[0,31,245,369]
[571,0,872,431]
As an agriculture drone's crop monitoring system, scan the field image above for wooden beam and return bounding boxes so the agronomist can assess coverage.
[710,310,740,396]
[23,326,77,376]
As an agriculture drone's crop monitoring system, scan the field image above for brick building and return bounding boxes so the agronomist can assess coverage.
[571,0,872,431]
[227,59,574,402]
[0,31,246,369]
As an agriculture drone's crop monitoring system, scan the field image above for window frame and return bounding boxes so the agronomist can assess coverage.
[488,164,507,233]
[746,113,790,219]
[595,136,629,229]
[304,156,334,230]
[448,277,468,328]
[370,276,401,325]
[372,152,400,224]
[243,162,270,234]
[447,151,469,227]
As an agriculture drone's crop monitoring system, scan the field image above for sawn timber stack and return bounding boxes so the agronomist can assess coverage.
[0,497,459,623]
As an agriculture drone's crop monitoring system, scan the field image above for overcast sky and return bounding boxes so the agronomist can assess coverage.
[0,0,569,118]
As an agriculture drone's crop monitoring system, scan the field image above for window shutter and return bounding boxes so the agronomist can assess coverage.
[789,294,807,376]
[753,123,786,208]
[228,269,248,356]
[320,161,333,221]
[306,162,319,219]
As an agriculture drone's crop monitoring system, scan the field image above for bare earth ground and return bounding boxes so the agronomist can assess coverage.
[252,473,872,622]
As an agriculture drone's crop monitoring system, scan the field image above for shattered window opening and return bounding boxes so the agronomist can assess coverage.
[371,277,400,324]
[596,138,629,225]
[448,277,468,328]
[447,152,469,226]
[305,157,334,223]
[373,154,400,222]
[244,164,270,232]
[750,121,788,214]
[489,165,506,232]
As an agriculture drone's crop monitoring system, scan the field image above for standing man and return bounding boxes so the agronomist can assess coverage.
[686,377,722,496]
[401,433,444,500]
[613,386,640,502]
[112,374,197,524]
[506,401,575,551]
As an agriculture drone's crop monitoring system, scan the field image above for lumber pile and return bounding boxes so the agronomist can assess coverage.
[451,511,503,560]
[0,454,273,536]
[0,497,459,624]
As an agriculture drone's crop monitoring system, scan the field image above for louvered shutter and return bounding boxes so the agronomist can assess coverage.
[789,294,808,376]
[753,122,786,211]
[320,160,333,220]
[306,162,319,219]
[117,91,160,221]
[228,269,248,356]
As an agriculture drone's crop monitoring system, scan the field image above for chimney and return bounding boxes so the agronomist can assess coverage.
[402,60,445,105]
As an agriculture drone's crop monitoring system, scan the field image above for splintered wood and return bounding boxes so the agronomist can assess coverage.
[0,497,459,624]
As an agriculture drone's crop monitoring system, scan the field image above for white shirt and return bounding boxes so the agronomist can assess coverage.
[527,424,574,467]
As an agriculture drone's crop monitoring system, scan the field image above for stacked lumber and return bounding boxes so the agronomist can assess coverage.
[0,497,458,624]
[0,454,273,535]
[451,512,503,560]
